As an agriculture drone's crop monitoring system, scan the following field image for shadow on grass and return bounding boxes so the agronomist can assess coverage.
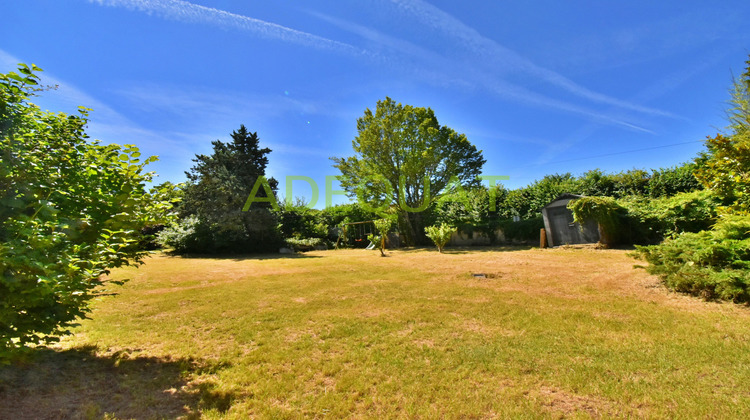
[158,246,540,260]
[163,251,322,261]
[0,346,236,419]
[395,245,535,254]
[444,245,535,254]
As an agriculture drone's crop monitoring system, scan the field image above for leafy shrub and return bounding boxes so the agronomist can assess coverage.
[450,163,705,234]
[632,55,750,303]
[611,169,651,197]
[425,223,456,253]
[693,57,750,214]
[577,169,617,197]
[276,202,382,248]
[568,197,625,245]
[367,233,382,249]
[157,216,199,253]
[504,173,580,219]
[319,203,380,226]
[139,224,166,250]
[713,214,750,239]
[1,65,174,353]
[563,192,718,246]
[696,132,750,214]
[634,215,750,302]
[285,237,326,252]
[370,218,395,256]
[574,168,653,199]
[158,212,283,254]
[276,201,331,241]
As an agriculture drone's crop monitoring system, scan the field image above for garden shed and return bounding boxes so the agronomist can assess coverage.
[541,194,600,246]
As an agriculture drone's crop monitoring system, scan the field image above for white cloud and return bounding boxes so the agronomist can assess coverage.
[388,0,677,119]
[80,1,667,133]
[308,9,656,133]
[0,49,22,70]
[471,70,654,134]
[111,82,354,127]
[0,48,197,180]
[88,0,364,55]
[528,55,727,167]
[0,49,130,126]
[464,128,556,148]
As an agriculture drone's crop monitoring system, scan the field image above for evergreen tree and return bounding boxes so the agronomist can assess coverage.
[174,125,281,253]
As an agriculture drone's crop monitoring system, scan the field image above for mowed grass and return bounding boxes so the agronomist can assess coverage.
[3,247,750,418]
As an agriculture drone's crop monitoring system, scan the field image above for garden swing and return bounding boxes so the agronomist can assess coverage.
[337,220,376,248]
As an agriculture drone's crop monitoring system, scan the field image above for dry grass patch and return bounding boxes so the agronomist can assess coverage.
[3,247,750,418]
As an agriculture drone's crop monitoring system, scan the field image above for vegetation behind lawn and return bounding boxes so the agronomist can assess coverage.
[2,248,750,418]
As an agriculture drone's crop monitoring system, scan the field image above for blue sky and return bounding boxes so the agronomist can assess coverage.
[2,0,750,207]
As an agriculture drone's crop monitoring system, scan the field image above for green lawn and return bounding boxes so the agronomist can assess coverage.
[3,247,750,418]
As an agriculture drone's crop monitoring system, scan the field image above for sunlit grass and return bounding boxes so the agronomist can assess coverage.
[3,247,750,418]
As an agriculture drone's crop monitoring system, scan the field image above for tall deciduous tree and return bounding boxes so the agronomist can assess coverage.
[727,56,750,136]
[1,65,174,354]
[175,125,281,253]
[696,56,750,214]
[332,97,485,244]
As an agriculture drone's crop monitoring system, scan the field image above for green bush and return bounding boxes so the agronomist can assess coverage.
[276,200,331,241]
[277,202,382,247]
[285,237,326,252]
[157,215,199,253]
[634,215,750,302]
[504,173,580,219]
[713,214,750,239]
[425,223,456,253]
[158,211,283,254]
[561,192,718,246]
[319,203,380,226]
[1,65,174,353]
[694,56,750,214]
[568,196,625,245]
[370,218,395,256]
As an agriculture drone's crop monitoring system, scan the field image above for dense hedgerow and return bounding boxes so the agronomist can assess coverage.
[563,191,718,247]
[618,190,721,243]
[498,217,545,243]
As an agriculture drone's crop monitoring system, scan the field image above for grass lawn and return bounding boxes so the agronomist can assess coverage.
[2,247,750,418]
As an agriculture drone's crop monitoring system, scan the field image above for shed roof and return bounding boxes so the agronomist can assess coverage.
[542,193,583,209]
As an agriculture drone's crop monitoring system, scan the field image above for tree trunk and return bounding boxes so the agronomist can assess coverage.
[398,212,415,246]
[397,211,432,247]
